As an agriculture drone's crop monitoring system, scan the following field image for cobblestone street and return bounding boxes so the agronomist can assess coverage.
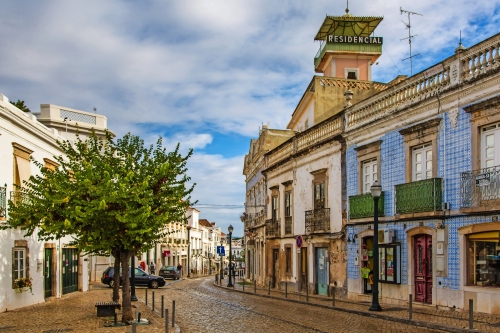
[0,276,484,333]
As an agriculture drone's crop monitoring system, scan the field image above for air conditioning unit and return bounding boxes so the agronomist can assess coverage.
[378,229,395,244]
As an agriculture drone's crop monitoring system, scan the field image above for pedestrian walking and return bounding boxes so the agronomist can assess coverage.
[177,263,182,276]
[149,261,156,275]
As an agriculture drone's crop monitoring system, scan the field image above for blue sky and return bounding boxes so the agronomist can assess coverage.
[1,0,500,236]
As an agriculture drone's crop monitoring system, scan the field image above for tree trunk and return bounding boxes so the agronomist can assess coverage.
[112,250,121,303]
[120,251,134,323]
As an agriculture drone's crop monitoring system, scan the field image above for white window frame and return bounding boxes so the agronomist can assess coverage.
[13,247,26,280]
[363,159,378,193]
[481,123,500,169]
[272,196,279,220]
[344,68,359,80]
[412,143,433,181]
[284,191,292,217]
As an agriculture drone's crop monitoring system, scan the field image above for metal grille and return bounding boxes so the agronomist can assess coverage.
[460,167,500,208]
[395,178,443,215]
[284,216,293,235]
[265,218,280,238]
[0,186,6,218]
[349,192,385,219]
[60,109,96,125]
[304,208,330,234]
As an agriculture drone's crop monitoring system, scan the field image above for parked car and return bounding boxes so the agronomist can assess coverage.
[159,266,181,280]
[101,267,166,288]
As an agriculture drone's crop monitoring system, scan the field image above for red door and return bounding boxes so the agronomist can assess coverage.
[414,234,432,303]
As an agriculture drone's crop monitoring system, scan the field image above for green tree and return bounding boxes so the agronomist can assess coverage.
[6,132,195,322]
[10,99,31,112]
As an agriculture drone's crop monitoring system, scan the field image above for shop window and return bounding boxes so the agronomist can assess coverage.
[467,232,500,287]
[378,243,401,284]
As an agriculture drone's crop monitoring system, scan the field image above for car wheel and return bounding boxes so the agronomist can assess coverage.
[150,280,159,289]
[109,280,115,288]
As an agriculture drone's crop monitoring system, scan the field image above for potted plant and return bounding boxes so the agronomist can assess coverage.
[13,277,33,294]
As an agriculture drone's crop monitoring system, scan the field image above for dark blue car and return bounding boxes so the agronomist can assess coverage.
[101,267,166,289]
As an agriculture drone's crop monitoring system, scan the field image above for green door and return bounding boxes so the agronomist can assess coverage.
[62,248,78,294]
[44,248,53,298]
[316,247,328,296]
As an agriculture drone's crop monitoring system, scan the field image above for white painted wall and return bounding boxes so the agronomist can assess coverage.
[290,98,314,132]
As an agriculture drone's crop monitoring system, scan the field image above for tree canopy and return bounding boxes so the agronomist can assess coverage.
[6,131,196,322]
[10,99,31,112]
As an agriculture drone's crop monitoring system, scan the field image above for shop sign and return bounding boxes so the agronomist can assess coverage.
[163,250,171,257]
[327,35,383,44]
[475,173,491,187]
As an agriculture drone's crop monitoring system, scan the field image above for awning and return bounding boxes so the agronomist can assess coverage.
[314,15,384,40]
[469,231,500,240]
[15,156,32,188]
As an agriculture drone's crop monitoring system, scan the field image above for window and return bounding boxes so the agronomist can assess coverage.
[285,247,292,274]
[13,248,26,280]
[412,144,432,181]
[272,196,278,220]
[467,232,500,287]
[314,183,325,209]
[344,68,359,80]
[363,159,378,193]
[12,143,33,190]
[378,243,401,284]
[284,191,292,217]
[481,123,500,169]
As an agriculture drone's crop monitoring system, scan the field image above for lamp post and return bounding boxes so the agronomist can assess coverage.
[187,226,191,278]
[370,180,382,311]
[227,225,234,287]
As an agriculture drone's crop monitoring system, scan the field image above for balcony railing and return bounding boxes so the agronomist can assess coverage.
[284,216,293,235]
[265,218,280,238]
[9,191,30,206]
[305,208,330,233]
[395,178,443,215]
[461,166,500,208]
[349,192,385,219]
[0,186,6,219]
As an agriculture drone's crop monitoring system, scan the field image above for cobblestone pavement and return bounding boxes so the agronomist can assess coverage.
[2,276,500,333]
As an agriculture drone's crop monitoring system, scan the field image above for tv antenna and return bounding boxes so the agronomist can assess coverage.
[400,7,423,76]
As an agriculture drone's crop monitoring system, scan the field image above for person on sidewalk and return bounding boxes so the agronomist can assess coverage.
[177,263,182,276]
[149,261,156,275]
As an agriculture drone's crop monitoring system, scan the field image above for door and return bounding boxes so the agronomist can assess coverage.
[272,249,279,288]
[62,248,78,294]
[414,235,432,303]
[316,247,328,296]
[300,247,308,291]
[44,248,53,298]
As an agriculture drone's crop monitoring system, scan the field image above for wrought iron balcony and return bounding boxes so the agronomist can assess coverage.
[395,178,443,215]
[0,186,6,219]
[304,208,330,233]
[284,216,293,235]
[349,192,385,219]
[460,166,500,208]
[9,191,30,206]
[265,218,280,238]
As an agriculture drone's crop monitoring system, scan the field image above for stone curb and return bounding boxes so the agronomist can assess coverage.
[214,283,484,333]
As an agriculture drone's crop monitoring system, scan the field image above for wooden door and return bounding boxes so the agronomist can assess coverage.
[272,249,279,288]
[62,248,78,294]
[316,247,328,296]
[414,234,432,303]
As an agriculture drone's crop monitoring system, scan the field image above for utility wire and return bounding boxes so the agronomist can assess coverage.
[383,45,403,76]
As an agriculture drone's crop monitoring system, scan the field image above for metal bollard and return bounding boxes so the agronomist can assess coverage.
[469,299,473,330]
[332,287,335,307]
[114,313,117,325]
[409,294,413,320]
[145,289,148,305]
[132,322,137,333]
[285,283,288,299]
[138,313,141,323]
[243,281,245,292]
[161,295,164,318]
[268,280,271,296]
[254,280,257,294]
[152,291,155,311]
[172,300,175,328]
[306,284,309,302]
[165,309,169,333]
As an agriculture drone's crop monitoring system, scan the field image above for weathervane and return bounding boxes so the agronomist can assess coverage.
[400,7,423,76]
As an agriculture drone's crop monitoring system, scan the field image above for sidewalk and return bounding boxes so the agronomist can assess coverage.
[218,277,500,333]
[0,283,171,333]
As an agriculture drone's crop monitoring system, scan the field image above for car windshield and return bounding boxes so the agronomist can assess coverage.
[161,266,176,271]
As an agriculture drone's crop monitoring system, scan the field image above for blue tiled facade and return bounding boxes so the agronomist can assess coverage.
[347,107,499,294]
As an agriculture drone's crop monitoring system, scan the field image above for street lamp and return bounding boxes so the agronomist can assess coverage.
[130,254,138,301]
[369,180,382,311]
[227,225,234,287]
[187,226,191,278]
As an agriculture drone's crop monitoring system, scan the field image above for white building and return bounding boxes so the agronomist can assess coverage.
[0,94,99,311]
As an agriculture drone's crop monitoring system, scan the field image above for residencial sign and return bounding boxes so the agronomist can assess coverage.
[476,173,492,187]
[327,35,383,44]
